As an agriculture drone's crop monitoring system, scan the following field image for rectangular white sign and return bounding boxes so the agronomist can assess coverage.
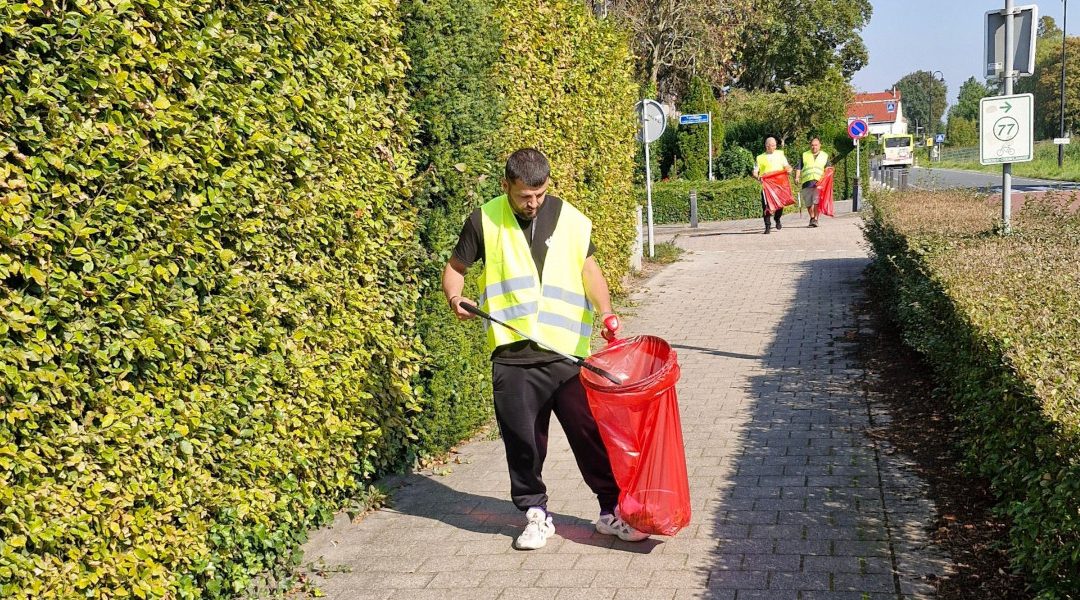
[979,93,1034,165]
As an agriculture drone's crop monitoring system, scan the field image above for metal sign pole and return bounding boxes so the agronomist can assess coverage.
[854,138,861,212]
[1003,0,1014,233]
[637,99,666,257]
[707,112,714,181]
[645,139,654,258]
[643,108,655,258]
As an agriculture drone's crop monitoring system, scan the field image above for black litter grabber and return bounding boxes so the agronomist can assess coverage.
[459,302,623,385]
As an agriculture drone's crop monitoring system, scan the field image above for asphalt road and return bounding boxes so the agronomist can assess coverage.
[909,166,1080,193]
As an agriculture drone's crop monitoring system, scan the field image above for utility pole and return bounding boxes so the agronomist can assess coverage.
[1060,0,1069,168]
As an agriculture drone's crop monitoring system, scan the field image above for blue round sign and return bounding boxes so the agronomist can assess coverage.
[848,119,868,139]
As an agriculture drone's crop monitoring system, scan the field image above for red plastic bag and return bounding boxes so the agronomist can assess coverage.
[817,166,835,217]
[580,336,690,536]
[761,170,795,215]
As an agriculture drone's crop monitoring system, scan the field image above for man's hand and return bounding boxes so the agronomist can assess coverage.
[448,295,477,321]
[601,313,621,342]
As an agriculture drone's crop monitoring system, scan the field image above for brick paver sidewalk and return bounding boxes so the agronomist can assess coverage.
[300,211,951,599]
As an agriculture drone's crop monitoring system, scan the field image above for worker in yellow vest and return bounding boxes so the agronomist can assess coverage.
[752,136,793,234]
[442,148,648,550]
[795,137,829,228]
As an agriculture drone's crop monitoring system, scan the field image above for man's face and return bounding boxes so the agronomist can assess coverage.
[503,178,549,219]
[765,138,777,153]
[811,139,821,154]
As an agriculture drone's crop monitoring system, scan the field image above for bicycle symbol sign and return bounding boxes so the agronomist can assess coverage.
[993,116,1019,142]
[980,93,1033,165]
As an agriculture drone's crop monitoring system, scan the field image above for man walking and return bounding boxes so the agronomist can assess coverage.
[442,148,648,550]
[795,137,829,228]
[752,137,793,234]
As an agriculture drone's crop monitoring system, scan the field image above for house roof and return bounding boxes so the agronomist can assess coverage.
[847,89,903,124]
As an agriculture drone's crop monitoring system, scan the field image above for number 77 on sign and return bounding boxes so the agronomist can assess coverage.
[979,93,1034,165]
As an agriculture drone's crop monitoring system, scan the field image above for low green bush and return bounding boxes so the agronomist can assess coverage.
[865,191,1080,598]
[638,178,761,224]
[714,146,754,180]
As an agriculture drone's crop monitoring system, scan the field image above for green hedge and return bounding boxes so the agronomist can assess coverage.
[864,191,1080,598]
[0,0,420,597]
[0,0,643,596]
[637,179,762,224]
[495,0,638,292]
[401,0,499,461]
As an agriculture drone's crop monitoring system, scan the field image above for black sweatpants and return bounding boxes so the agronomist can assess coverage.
[761,192,782,229]
[492,360,620,513]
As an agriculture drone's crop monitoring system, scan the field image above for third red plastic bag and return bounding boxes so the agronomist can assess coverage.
[817,166,835,217]
[580,336,690,536]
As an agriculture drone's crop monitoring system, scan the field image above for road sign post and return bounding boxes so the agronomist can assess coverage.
[637,99,667,257]
[985,0,1039,233]
[847,118,869,211]
[678,113,713,181]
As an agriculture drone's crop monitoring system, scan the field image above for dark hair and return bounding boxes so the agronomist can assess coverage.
[809,136,821,143]
[504,148,550,187]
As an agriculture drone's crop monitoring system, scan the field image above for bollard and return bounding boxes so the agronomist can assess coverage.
[689,189,698,228]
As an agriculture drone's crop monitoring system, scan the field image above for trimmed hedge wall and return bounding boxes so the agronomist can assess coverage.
[1,0,643,596]
[865,191,1080,598]
[0,0,420,597]
[401,0,499,461]
[495,0,638,292]
[638,179,762,224]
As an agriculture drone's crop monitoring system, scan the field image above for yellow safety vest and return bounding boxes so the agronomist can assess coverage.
[479,195,593,357]
[800,151,828,184]
[755,150,789,175]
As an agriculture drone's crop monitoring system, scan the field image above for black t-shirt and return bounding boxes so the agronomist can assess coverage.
[453,195,595,364]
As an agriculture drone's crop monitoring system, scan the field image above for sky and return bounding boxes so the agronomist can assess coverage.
[850,0,1071,106]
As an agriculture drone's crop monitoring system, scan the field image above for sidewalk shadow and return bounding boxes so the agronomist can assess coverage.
[687,230,767,238]
[378,469,662,554]
[687,257,949,598]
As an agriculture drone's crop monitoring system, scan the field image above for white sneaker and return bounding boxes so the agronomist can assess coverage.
[514,507,555,550]
[595,511,649,542]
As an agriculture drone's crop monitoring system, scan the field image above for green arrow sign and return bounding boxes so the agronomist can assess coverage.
[1001,101,1012,112]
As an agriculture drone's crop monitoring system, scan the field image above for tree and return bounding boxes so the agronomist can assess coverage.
[895,70,948,135]
[719,68,851,150]
[732,0,872,92]
[1030,36,1080,139]
[951,76,992,122]
[612,0,752,97]
[784,69,853,141]
[1038,15,1062,41]
[945,116,978,147]
[676,77,723,179]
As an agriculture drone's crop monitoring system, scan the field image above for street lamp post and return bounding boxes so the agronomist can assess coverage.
[1059,0,1069,168]
[930,70,944,161]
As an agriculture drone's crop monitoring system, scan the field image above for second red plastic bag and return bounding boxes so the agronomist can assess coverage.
[580,336,690,536]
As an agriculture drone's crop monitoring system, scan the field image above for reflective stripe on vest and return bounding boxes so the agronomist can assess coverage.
[800,151,828,184]
[755,150,788,175]
[479,195,593,357]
